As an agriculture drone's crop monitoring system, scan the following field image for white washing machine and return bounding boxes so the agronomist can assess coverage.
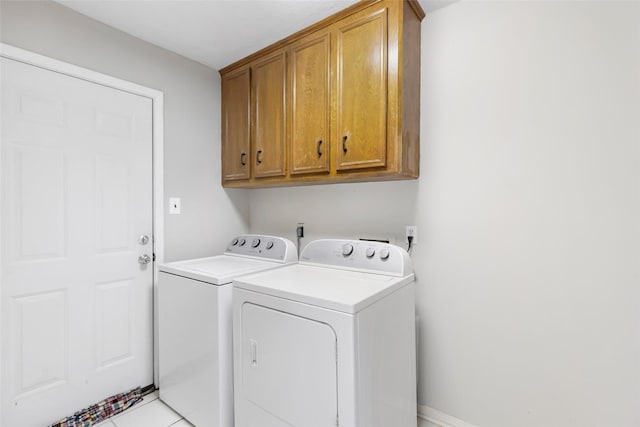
[232,239,417,427]
[158,234,297,427]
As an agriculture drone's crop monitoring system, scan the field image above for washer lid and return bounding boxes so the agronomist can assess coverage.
[159,255,286,285]
[233,264,414,313]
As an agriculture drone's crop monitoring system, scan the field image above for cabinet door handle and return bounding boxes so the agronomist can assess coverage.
[317,139,323,157]
[256,150,263,165]
[342,135,348,153]
[240,152,246,166]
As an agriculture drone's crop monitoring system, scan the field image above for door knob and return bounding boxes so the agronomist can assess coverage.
[138,254,151,265]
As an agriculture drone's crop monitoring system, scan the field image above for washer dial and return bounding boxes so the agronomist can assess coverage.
[342,243,354,256]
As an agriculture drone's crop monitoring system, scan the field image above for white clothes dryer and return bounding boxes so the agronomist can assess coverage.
[158,235,297,427]
[232,239,417,427]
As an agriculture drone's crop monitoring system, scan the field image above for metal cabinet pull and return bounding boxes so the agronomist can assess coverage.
[317,139,323,157]
[240,152,246,166]
[256,150,263,165]
[342,135,348,153]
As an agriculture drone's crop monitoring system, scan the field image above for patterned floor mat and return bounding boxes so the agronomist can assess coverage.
[49,386,143,427]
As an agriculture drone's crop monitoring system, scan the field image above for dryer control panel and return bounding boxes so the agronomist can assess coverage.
[299,239,412,277]
[225,234,297,263]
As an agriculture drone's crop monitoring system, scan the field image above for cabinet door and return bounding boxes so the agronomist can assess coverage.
[221,67,251,182]
[336,7,388,171]
[289,33,330,175]
[252,51,286,178]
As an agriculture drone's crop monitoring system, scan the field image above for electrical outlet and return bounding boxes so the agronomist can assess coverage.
[169,197,181,214]
[405,225,417,244]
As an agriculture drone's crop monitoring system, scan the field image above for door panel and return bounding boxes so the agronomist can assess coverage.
[241,303,337,427]
[96,155,133,253]
[95,279,134,369]
[12,290,67,396]
[13,146,67,260]
[1,57,153,427]
[336,8,388,171]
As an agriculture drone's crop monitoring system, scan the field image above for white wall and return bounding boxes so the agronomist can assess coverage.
[250,1,640,426]
[0,0,250,262]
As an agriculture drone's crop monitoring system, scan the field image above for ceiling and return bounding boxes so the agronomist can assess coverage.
[56,0,455,71]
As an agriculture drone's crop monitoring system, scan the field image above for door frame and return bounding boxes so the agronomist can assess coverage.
[0,43,165,422]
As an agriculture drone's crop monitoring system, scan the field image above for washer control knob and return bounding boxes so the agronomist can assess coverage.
[232,238,239,246]
[251,238,261,248]
[238,238,246,246]
[266,241,274,250]
[366,247,375,258]
[342,243,354,256]
[380,248,390,260]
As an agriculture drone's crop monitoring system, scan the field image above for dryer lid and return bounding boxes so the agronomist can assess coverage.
[233,264,414,313]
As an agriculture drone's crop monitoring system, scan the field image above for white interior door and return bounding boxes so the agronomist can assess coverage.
[1,57,154,427]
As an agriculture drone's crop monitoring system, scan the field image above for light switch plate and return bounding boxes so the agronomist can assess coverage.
[169,197,181,214]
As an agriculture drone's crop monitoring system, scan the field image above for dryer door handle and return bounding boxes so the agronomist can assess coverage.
[250,339,258,367]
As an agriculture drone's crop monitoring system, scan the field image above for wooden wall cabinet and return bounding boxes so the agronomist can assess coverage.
[252,50,287,179]
[221,51,287,184]
[289,31,331,176]
[219,0,424,188]
[221,67,250,182]
[335,7,388,172]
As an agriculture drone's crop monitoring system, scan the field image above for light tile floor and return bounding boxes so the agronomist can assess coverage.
[95,391,193,427]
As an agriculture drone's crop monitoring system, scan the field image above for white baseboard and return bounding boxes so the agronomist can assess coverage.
[418,405,478,427]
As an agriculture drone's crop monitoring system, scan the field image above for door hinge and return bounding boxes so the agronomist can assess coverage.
[152,253,156,262]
